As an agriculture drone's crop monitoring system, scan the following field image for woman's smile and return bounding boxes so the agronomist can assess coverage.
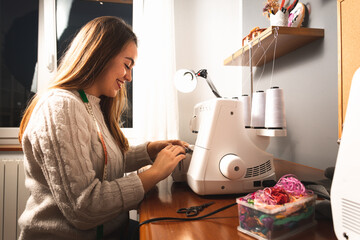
[116,78,124,89]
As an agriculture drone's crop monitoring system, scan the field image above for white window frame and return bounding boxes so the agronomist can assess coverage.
[0,0,141,145]
[0,0,56,145]
[0,128,19,145]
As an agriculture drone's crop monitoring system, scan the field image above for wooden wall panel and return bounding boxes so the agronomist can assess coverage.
[338,0,360,137]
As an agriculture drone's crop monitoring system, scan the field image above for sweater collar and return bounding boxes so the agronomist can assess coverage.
[73,89,101,105]
[85,92,101,105]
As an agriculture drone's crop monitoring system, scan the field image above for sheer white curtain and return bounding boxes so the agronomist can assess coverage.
[133,0,179,143]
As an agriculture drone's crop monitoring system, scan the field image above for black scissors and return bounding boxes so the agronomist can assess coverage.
[177,202,214,217]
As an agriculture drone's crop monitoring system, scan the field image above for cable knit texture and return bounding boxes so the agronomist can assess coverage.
[19,89,152,240]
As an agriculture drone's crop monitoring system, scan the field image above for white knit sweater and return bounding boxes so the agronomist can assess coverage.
[19,89,152,239]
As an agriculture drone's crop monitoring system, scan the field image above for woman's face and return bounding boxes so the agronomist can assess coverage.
[87,41,137,98]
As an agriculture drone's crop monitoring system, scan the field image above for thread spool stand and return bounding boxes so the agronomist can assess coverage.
[246,27,287,137]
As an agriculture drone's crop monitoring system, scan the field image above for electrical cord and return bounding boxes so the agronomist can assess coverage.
[138,202,237,227]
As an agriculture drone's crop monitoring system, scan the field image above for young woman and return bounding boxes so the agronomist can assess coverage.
[18,16,187,240]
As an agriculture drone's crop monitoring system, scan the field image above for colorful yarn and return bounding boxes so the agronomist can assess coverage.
[240,174,312,206]
[272,206,314,226]
[237,179,316,240]
[260,216,274,229]
[275,174,311,198]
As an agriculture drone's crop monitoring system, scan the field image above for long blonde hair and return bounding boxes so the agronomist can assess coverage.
[19,16,137,153]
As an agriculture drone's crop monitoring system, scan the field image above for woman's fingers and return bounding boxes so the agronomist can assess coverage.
[168,140,189,148]
[165,144,171,148]
[165,144,186,155]
[174,145,186,155]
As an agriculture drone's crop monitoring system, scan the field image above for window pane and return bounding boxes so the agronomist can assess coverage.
[0,0,38,127]
[56,0,133,128]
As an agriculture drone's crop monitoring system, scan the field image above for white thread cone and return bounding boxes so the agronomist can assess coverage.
[265,87,286,129]
[251,91,266,128]
[241,95,251,127]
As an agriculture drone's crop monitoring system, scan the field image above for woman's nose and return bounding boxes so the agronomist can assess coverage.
[125,70,132,82]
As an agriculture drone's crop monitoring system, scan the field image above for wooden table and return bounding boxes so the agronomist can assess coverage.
[139,159,336,240]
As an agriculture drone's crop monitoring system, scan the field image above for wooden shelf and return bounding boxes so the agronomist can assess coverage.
[224,26,324,67]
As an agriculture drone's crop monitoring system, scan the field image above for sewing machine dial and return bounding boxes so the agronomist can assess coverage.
[219,154,246,180]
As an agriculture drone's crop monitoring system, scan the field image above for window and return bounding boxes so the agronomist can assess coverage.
[0,0,39,144]
[0,0,137,144]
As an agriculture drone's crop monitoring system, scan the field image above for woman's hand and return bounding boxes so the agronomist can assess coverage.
[151,144,186,180]
[139,144,186,192]
[147,140,189,160]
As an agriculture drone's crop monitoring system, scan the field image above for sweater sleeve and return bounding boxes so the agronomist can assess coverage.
[24,93,145,230]
[124,143,153,172]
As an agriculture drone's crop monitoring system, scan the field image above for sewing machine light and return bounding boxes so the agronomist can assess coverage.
[174,69,222,98]
[174,69,197,93]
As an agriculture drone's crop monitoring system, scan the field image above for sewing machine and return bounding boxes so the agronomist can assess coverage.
[173,98,277,195]
[172,69,284,195]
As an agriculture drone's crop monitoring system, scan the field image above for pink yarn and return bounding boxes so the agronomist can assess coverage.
[275,174,307,196]
[240,174,312,205]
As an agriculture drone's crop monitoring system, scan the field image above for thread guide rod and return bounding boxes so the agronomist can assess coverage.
[249,42,253,101]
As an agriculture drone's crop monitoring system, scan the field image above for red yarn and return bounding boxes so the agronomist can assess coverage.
[268,187,290,204]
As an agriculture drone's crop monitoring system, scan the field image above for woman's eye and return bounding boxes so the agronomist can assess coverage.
[124,64,130,70]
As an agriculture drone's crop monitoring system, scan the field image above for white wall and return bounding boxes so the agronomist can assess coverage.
[174,0,243,144]
[242,0,338,170]
[174,0,339,170]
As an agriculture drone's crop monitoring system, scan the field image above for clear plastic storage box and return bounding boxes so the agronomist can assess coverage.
[237,194,316,240]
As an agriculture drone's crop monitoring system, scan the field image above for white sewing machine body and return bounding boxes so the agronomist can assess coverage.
[186,98,276,195]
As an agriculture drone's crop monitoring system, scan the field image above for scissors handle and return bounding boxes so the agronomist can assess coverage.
[176,208,189,214]
[177,207,198,217]
[177,202,215,217]
[185,208,199,217]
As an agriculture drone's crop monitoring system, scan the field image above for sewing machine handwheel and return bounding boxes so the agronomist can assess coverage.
[219,154,245,180]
